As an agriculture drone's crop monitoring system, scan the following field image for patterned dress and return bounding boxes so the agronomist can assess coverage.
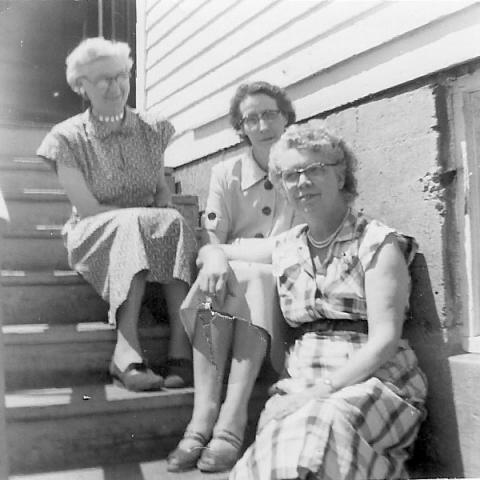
[37,107,197,324]
[230,209,428,480]
[180,150,300,371]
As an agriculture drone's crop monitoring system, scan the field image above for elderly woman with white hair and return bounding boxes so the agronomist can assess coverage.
[37,37,197,391]
[195,120,427,479]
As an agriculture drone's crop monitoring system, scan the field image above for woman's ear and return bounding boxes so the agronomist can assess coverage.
[75,79,88,100]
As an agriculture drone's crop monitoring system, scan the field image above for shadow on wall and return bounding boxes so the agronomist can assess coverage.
[406,253,463,478]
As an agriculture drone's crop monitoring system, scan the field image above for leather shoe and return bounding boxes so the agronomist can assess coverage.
[167,431,209,472]
[109,361,164,391]
[197,430,243,473]
[163,358,193,388]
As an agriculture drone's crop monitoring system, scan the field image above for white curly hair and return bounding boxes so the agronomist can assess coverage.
[65,37,133,94]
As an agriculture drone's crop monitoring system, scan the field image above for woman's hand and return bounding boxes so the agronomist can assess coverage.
[196,245,231,305]
[154,186,173,208]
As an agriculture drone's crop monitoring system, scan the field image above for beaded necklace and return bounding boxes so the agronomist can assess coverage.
[93,111,124,123]
[307,208,350,249]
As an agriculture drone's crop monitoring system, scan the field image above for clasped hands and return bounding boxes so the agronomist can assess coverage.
[259,379,333,427]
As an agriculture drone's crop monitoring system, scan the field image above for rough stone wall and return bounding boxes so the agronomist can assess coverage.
[173,82,467,477]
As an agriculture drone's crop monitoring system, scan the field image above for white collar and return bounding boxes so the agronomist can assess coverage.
[240,149,268,191]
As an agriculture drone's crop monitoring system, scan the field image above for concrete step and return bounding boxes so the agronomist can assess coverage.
[5,382,268,474]
[5,198,71,229]
[0,155,177,193]
[0,155,50,171]
[0,167,61,193]
[3,322,169,390]
[3,191,198,229]
[0,124,51,156]
[0,270,108,325]
[2,187,68,201]
[0,228,68,270]
[10,459,230,480]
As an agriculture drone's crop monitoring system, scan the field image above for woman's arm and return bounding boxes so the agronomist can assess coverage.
[195,238,276,304]
[197,238,275,267]
[57,163,121,218]
[153,174,173,207]
[202,164,231,245]
[314,236,409,395]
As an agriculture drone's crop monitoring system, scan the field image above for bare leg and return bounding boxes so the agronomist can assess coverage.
[212,320,268,442]
[113,270,148,371]
[162,280,191,360]
[179,314,235,449]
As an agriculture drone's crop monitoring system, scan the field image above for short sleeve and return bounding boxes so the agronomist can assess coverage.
[140,111,175,156]
[153,119,175,153]
[203,163,231,241]
[358,219,418,272]
[36,129,81,172]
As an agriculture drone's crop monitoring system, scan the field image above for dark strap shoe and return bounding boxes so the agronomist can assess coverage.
[109,361,164,391]
[163,357,193,388]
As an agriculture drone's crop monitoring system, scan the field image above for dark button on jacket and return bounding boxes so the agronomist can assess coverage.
[262,206,272,216]
[264,179,273,190]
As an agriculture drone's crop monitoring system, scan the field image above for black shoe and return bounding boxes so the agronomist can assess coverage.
[109,361,164,391]
[163,358,193,388]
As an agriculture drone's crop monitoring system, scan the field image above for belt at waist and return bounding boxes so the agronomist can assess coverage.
[294,318,368,338]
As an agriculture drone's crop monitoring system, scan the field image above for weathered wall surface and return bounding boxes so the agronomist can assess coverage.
[137,0,480,167]
[174,79,467,477]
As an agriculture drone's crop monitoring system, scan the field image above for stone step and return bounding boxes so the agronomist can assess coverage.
[0,125,51,156]
[5,382,268,474]
[0,270,108,325]
[0,228,68,270]
[10,459,230,480]
[3,322,169,391]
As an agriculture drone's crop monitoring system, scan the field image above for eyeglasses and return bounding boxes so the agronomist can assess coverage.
[281,161,340,186]
[241,109,282,129]
[84,71,131,91]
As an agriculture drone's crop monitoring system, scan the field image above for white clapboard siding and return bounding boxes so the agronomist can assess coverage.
[145,0,182,31]
[146,0,233,70]
[156,0,474,130]
[145,0,290,92]
[146,0,324,110]
[136,0,480,167]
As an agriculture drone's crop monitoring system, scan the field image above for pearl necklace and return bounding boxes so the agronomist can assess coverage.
[95,111,124,123]
[307,208,350,249]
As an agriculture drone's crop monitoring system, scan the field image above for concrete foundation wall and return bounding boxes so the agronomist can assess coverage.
[174,78,477,477]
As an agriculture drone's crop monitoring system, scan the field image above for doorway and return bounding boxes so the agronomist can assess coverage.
[0,0,136,124]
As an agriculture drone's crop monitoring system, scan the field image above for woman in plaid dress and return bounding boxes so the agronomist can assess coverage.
[195,120,427,479]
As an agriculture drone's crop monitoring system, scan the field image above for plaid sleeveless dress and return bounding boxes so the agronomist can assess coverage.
[230,210,427,480]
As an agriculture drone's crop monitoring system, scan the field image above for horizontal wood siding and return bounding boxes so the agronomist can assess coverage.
[136,0,480,167]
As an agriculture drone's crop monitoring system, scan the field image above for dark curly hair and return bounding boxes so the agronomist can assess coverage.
[229,81,296,144]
